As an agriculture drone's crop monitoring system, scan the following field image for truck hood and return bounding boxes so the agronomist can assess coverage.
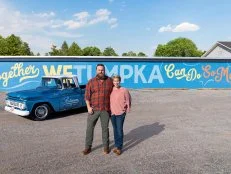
[7,87,59,100]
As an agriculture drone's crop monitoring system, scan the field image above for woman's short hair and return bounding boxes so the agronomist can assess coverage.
[112,75,121,82]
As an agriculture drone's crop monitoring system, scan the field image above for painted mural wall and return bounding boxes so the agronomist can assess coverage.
[0,57,231,92]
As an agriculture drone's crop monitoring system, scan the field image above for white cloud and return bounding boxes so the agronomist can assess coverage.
[0,1,118,33]
[64,20,86,29]
[159,22,200,32]
[109,0,114,3]
[64,9,118,29]
[108,18,117,24]
[96,9,111,17]
[0,4,59,35]
[0,2,83,54]
[159,25,172,32]
[0,1,118,54]
[89,9,111,25]
[35,11,56,18]
[108,18,118,28]
[73,11,89,21]
[173,22,200,32]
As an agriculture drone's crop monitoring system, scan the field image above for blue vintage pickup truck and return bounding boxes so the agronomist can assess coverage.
[5,75,86,121]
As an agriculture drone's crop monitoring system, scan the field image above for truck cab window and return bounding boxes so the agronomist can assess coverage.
[62,78,76,88]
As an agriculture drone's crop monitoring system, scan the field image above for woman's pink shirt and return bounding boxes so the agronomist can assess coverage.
[110,87,131,115]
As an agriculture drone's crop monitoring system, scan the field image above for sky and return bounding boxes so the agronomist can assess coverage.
[0,0,231,56]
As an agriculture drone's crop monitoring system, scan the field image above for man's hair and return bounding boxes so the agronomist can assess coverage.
[96,64,105,69]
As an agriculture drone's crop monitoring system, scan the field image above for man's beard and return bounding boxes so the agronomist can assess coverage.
[96,73,106,80]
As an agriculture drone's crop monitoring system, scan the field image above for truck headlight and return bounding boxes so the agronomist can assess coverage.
[19,103,26,110]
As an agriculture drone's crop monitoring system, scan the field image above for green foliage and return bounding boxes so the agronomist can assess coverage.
[0,35,8,55]
[103,47,118,56]
[22,42,32,56]
[49,41,82,56]
[82,46,101,56]
[0,34,205,58]
[0,34,33,55]
[122,51,146,57]
[61,41,69,55]
[122,52,128,56]
[122,51,147,57]
[137,52,147,57]
[127,51,137,56]
[155,37,203,57]
[68,42,82,56]
[49,45,61,56]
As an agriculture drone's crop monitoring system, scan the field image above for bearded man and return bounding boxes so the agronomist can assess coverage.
[82,64,113,155]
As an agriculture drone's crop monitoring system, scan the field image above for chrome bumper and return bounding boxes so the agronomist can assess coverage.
[5,106,30,116]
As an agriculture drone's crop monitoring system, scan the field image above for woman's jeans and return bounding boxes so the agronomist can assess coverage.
[111,113,126,150]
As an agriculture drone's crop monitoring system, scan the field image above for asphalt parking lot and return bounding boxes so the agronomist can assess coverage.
[0,90,231,174]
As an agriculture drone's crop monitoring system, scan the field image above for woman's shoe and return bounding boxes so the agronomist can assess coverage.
[115,149,122,156]
[112,147,118,153]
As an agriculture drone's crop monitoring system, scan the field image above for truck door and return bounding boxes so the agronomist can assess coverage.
[60,78,83,111]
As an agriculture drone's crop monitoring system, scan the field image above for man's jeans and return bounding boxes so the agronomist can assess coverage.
[111,113,126,150]
[85,111,110,149]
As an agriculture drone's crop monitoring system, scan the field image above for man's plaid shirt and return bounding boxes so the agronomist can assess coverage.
[85,76,113,111]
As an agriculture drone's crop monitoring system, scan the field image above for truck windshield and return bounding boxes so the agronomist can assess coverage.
[42,78,62,89]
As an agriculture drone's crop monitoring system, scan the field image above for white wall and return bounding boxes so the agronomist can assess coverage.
[205,45,231,58]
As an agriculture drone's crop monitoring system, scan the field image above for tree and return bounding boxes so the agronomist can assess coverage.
[60,41,69,55]
[122,51,137,57]
[155,37,203,57]
[68,42,82,56]
[102,47,118,56]
[82,46,101,56]
[122,51,147,57]
[0,35,8,55]
[122,52,128,56]
[22,42,33,56]
[127,51,136,56]
[48,41,82,56]
[137,52,147,57]
[0,34,33,55]
[49,44,61,56]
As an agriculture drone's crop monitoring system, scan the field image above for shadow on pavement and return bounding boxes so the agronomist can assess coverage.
[25,107,88,121]
[91,140,114,152]
[122,122,165,152]
[47,107,88,120]
[91,122,165,152]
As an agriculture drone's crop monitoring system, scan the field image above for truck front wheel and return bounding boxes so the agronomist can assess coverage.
[32,104,50,121]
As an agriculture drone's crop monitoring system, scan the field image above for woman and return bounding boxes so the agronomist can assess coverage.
[110,75,131,155]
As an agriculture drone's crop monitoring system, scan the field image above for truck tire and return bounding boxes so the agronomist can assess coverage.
[32,104,50,121]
